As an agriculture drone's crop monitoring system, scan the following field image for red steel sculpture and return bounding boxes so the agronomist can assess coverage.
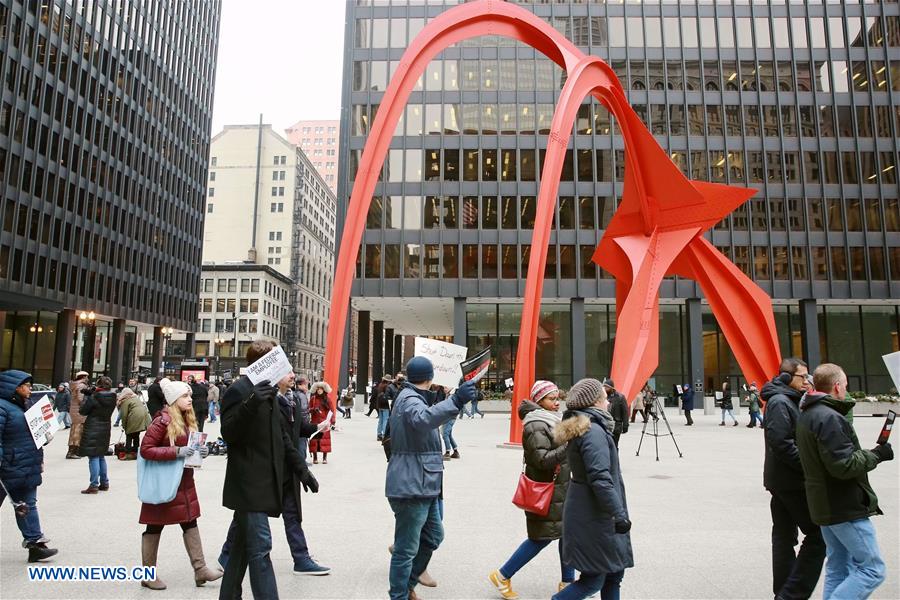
[324,0,782,444]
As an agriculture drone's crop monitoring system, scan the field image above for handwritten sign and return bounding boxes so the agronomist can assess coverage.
[25,398,60,449]
[414,338,468,389]
[883,351,900,392]
[246,345,293,386]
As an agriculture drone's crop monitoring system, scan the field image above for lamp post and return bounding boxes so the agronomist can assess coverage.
[162,327,174,375]
[76,311,96,376]
[213,335,225,380]
[230,312,258,374]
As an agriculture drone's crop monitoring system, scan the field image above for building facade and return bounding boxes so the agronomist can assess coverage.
[0,0,221,383]
[339,0,900,396]
[203,123,336,377]
[285,119,340,192]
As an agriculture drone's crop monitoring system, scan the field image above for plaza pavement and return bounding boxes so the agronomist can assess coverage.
[1,408,897,599]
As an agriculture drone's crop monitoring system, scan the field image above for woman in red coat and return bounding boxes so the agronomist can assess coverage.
[138,378,222,590]
[308,382,334,464]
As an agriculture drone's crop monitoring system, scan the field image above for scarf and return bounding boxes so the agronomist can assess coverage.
[584,407,616,432]
[523,407,561,428]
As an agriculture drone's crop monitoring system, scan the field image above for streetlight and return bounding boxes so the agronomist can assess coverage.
[213,334,225,379]
[231,312,257,372]
[74,310,96,377]
[162,326,175,359]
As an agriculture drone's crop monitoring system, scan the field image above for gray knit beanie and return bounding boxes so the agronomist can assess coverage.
[565,378,607,410]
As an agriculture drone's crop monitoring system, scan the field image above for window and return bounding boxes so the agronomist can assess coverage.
[208,187,214,197]
[207,204,214,213]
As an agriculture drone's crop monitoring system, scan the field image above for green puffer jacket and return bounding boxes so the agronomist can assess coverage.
[796,392,881,526]
[519,400,569,540]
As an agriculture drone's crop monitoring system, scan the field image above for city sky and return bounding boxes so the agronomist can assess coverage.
[211,0,346,136]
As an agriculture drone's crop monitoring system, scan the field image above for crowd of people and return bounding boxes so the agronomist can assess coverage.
[0,345,895,600]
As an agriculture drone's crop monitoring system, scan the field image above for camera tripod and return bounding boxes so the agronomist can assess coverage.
[635,394,683,461]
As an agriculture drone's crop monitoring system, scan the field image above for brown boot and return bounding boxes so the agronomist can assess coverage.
[182,527,223,587]
[140,533,167,590]
[418,570,438,587]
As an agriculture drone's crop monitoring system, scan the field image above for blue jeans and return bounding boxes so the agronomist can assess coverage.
[88,456,108,487]
[0,485,43,542]
[57,411,71,428]
[470,400,484,417]
[441,419,457,451]
[219,491,311,571]
[500,538,575,583]
[552,570,624,600]
[377,409,390,437]
[219,511,277,600]
[721,408,737,423]
[749,411,763,426]
[209,401,217,422]
[821,518,886,600]
[388,497,444,600]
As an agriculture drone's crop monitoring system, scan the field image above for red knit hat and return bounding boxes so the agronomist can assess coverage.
[530,380,559,403]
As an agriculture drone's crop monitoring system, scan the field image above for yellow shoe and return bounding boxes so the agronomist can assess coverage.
[488,569,520,600]
[559,581,571,592]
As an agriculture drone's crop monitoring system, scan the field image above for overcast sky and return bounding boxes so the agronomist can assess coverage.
[210,0,347,136]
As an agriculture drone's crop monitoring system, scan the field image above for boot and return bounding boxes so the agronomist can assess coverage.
[66,446,81,459]
[26,541,58,562]
[418,570,437,587]
[140,533,167,590]
[182,527,223,587]
[450,450,460,459]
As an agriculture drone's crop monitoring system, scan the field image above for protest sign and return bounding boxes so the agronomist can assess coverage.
[309,411,333,439]
[504,377,514,389]
[245,345,293,385]
[883,351,900,392]
[185,431,208,469]
[675,384,684,395]
[414,337,468,389]
[460,347,491,384]
[25,398,60,449]
[715,391,724,400]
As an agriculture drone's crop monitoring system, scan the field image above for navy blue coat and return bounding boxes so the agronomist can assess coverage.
[0,370,43,491]
[681,385,694,411]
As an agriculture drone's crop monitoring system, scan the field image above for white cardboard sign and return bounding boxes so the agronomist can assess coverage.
[414,337,468,389]
[882,351,900,392]
[245,346,293,386]
[25,397,60,449]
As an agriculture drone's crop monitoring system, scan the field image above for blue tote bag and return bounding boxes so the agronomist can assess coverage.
[136,453,185,504]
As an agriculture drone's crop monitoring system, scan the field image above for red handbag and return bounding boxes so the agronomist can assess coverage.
[511,459,559,517]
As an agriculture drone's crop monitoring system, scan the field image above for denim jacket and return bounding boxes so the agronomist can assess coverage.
[384,383,461,499]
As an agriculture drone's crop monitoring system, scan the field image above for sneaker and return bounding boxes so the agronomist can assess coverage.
[293,558,331,576]
[450,450,460,459]
[559,581,571,592]
[488,569,519,600]
[26,542,58,563]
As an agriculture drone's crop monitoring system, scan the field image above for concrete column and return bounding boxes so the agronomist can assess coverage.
[372,320,384,382]
[81,321,97,376]
[151,326,164,376]
[685,298,706,409]
[108,318,126,383]
[384,328,394,377]
[185,332,196,358]
[356,311,370,395]
[453,297,467,347]
[571,298,585,382]
[799,299,821,369]
[52,309,75,384]
[393,334,402,375]
[403,335,415,364]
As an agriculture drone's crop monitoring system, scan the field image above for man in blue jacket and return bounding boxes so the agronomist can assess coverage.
[0,370,58,562]
[385,356,475,600]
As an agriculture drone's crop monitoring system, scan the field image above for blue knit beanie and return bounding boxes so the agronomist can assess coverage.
[406,356,435,384]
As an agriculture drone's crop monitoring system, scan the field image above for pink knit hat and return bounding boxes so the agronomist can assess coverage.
[530,380,559,403]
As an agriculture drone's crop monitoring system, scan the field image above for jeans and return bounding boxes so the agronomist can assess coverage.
[749,411,764,427]
[821,518,886,600]
[57,410,71,428]
[388,497,443,600]
[769,488,826,599]
[209,401,217,422]
[470,400,484,418]
[114,412,121,427]
[500,538,575,583]
[377,409,390,437]
[281,487,311,568]
[441,419,457,451]
[88,456,109,487]
[0,485,43,542]
[683,409,693,425]
[721,408,737,423]
[551,570,624,600]
[219,511,278,600]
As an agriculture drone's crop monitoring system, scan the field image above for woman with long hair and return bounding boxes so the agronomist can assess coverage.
[308,382,334,464]
[79,376,117,494]
[138,378,221,590]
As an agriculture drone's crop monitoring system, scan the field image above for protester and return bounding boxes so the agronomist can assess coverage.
[681,383,694,426]
[66,370,90,459]
[385,355,476,600]
[339,383,355,419]
[746,382,763,428]
[294,377,311,462]
[553,378,632,600]
[602,379,628,448]
[470,385,486,418]
[0,370,58,562]
[490,380,572,599]
[387,374,404,412]
[54,383,71,429]
[308,382,334,464]
[761,357,824,600]
[797,363,893,600]
[118,388,151,461]
[208,381,220,424]
[78,376,117,494]
[146,377,166,420]
[365,382,378,417]
[629,386,647,424]
[188,376,209,432]
[218,341,320,599]
[375,375,392,441]
[128,378,141,394]
[437,386,460,459]
[719,381,738,426]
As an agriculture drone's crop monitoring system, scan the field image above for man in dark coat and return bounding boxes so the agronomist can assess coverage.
[146,377,166,420]
[602,378,628,448]
[761,357,825,600]
[797,363,893,600]
[54,383,71,428]
[188,376,209,432]
[0,370,58,562]
[680,383,694,426]
[218,341,320,599]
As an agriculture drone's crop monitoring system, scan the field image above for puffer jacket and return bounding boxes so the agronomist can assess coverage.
[119,390,151,435]
[608,391,629,434]
[554,407,633,575]
[0,370,43,490]
[139,408,200,525]
[519,400,569,540]
[797,392,882,526]
[385,382,462,499]
[78,389,117,457]
[761,378,805,491]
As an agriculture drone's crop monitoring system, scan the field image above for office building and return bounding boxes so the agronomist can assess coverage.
[285,118,340,192]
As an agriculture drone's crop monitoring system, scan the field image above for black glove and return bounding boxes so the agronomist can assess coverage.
[871,442,893,463]
[298,468,319,493]
[453,381,477,408]
[250,381,276,408]
[614,518,632,534]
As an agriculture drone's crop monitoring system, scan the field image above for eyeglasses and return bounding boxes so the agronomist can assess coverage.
[793,373,813,384]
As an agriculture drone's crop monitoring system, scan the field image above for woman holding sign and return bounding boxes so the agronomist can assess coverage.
[308,382,334,464]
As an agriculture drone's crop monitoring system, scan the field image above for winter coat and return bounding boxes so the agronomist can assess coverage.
[295,389,310,427]
[220,376,306,517]
[78,389,117,457]
[681,386,694,411]
[119,391,151,435]
[632,392,645,411]
[385,383,462,499]
[308,390,333,453]
[139,408,200,525]
[720,388,733,410]
[554,407,633,575]
[67,378,89,446]
[146,381,166,419]
[797,392,882,526]
[0,370,43,490]
[748,390,762,413]
[277,391,318,522]
[54,390,71,412]
[761,379,805,492]
[189,382,208,417]
[607,391,628,434]
[207,384,220,405]
[374,382,391,410]
[519,400,569,540]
